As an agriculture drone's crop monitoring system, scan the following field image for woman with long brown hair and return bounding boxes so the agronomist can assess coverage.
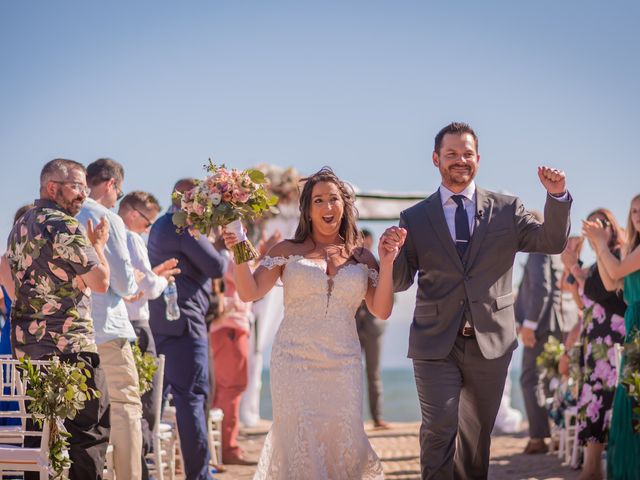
[223,167,406,479]
[583,195,640,479]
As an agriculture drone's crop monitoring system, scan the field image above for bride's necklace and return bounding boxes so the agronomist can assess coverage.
[315,242,345,262]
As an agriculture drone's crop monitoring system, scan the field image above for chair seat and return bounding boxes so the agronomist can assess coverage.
[209,408,223,422]
[0,445,48,465]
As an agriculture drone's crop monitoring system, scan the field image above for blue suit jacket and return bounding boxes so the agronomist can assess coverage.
[148,212,228,340]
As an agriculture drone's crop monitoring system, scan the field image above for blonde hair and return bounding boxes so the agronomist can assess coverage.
[625,194,640,257]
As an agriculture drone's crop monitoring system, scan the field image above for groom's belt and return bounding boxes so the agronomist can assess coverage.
[459,325,475,338]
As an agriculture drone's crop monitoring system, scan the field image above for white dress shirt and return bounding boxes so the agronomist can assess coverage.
[439,182,477,242]
[125,230,168,323]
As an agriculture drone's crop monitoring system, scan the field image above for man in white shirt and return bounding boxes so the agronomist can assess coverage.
[118,191,179,478]
[77,158,145,480]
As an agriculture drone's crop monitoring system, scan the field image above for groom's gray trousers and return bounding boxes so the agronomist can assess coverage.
[413,334,512,480]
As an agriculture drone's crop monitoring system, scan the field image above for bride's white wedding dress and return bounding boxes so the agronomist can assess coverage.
[253,255,384,480]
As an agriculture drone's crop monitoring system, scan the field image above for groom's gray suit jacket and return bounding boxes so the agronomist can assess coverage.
[394,187,572,360]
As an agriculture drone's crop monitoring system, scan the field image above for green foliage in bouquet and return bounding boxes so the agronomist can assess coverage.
[132,341,158,395]
[172,160,279,235]
[620,328,640,432]
[17,356,101,479]
[536,336,565,380]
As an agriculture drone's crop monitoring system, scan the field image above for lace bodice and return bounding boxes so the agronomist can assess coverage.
[253,255,384,479]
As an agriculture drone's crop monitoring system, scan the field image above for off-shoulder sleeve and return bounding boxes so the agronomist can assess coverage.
[260,255,291,270]
[367,268,379,287]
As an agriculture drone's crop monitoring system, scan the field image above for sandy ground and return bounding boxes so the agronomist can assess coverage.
[211,421,581,480]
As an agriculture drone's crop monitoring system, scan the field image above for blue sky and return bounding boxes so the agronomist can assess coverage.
[2,1,639,367]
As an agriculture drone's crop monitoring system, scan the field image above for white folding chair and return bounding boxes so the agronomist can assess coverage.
[208,407,224,466]
[0,357,52,480]
[146,355,177,480]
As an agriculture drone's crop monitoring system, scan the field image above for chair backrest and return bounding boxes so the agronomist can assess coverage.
[0,356,51,453]
[153,354,165,435]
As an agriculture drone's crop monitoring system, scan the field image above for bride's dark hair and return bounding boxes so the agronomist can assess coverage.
[292,167,361,255]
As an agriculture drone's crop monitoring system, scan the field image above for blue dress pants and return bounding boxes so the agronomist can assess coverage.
[156,335,211,480]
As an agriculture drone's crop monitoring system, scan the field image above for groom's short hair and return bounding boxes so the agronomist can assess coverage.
[434,122,478,154]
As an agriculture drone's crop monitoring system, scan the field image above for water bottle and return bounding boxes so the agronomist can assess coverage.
[164,280,180,321]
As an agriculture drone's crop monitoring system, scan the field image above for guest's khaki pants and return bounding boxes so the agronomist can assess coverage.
[98,338,143,480]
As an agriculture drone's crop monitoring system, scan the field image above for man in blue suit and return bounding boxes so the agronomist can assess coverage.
[149,178,228,480]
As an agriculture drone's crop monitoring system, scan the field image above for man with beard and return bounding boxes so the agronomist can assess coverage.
[3,158,111,479]
[382,122,572,479]
[77,158,143,480]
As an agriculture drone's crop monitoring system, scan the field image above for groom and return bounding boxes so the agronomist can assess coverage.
[382,122,571,479]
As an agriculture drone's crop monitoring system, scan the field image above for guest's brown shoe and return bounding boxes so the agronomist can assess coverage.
[523,438,548,454]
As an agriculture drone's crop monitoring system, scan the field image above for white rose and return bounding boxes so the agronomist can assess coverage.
[210,192,222,206]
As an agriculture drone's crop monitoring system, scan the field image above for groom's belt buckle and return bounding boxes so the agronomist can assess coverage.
[461,326,475,337]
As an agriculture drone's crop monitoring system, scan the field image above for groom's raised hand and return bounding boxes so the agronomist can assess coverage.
[537,166,567,196]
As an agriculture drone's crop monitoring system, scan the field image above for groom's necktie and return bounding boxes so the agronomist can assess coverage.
[451,195,470,257]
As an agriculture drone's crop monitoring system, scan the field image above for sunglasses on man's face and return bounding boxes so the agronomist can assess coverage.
[51,181,90,196]
[132,207,153,228]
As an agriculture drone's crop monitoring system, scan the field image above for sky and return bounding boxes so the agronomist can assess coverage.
[2,0,639,367]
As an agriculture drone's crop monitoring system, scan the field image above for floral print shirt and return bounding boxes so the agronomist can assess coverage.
[6,199,99,359]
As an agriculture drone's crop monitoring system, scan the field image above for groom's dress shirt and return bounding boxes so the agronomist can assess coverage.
[440,182,477,240]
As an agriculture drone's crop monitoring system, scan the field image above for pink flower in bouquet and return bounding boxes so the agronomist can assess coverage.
[172,160,279,263]
[192,202,205,216]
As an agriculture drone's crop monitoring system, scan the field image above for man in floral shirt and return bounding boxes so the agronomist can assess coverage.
[5,158,111,479]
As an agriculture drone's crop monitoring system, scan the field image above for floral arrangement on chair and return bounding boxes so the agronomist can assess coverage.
[17,356,101,479]
[131,341,158,395]
[172,160,279,263]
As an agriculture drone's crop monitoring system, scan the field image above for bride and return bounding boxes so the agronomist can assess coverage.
[223,167,406,479]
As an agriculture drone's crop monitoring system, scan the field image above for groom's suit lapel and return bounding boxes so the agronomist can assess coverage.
[464,187,494,268]
[424,191,464,271]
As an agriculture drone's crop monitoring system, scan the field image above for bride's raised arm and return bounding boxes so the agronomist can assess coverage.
[222,229,290,302]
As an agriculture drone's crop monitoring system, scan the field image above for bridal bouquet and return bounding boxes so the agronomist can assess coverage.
[172,160,279,263]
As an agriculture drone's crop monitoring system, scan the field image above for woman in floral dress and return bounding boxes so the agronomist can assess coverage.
[584,194,640,479]
[562,208,626,480]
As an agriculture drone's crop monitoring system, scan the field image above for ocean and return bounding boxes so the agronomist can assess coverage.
[259,362,526,422]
